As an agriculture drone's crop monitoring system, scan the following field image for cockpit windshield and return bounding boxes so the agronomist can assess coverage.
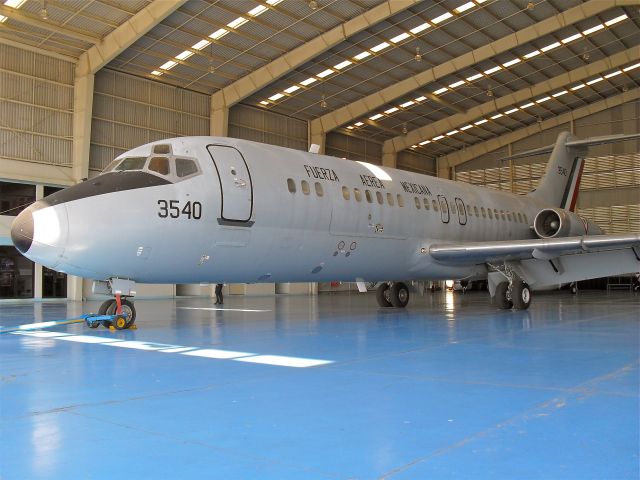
[101,153,200,183]
[114,157,146,171]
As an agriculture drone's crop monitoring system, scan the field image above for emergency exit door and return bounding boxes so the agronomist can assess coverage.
[207,145,253,223]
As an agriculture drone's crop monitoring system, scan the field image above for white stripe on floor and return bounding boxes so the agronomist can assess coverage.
[235,355,333,368]
[177,307,271,312]
[181,348,254,359]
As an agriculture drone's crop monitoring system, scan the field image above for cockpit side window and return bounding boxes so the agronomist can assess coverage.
[102,159,122,173]
[115,157,146,171]
[175,158,199,178]
[148,156,170,176]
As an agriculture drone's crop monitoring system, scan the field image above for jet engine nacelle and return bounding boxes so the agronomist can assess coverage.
[533,208,594,238]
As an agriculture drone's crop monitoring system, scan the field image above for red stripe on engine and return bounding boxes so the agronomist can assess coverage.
[569,160,585,212]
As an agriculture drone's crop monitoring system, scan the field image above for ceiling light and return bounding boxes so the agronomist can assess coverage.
[586,77,603,85]
[582,24,604,35]
[400,101,415,108]
[210,29,229,40]
[269,93,284,101]
[502,58,521,68]
[354,51,371,60]
[39,0,48,20]
[176,50,193,61]
[446,130,459,136]
[490,113,503,119]
[5,0,27,7]
[192,39,211,50]
[284,85,300,94]
[334,60,352,70]
[320,95,327,108]
[561,33,582,44]
[300,77,317,86]
[582,51,590,61]
[523,50,541,59]
[604,14,628,27]
[604,70,622,79]
[308,0,318,10]
[433,87,448,95]
[433,135,445,141]
[384,107,399,114]
[248,5,268,16]
[160,60,177,70]
[411,145,417,149]
[354,122,364,127]
[519,102,535,108]
[266,0,284,4]
[390,32,410,43]
[371,42,390,53]
[486,87,493,97]
[419,140,431,145]
[484,66,501,75]
[227,17,248,29]
[369,113,384,120]
[454,2,475,13]
[410,23,431,34]
[536,96,551,103]
[260,100,269,105]
[623,63,640,72]
[317,69,334,78]
[551,90,568,97]
[346,126,354,130]
[474,119,488,125]
[402,124,408,135]
[460,124,473,130]
[432,12,453,24]
[504,108,519,114]
[449,80,465,89]
[414,96,427,102]
[466,73,483,81]
[151,70,162,76]
[415,46,422,62]
[570,83,586,90]
[541,42,560,52]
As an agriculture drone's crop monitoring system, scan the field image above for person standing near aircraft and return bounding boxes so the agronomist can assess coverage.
[214,283,224,305]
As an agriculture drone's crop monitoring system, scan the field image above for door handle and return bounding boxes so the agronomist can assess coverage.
[234,178,247,187]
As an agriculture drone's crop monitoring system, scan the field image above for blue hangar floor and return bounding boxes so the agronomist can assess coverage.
[1,290,638,480]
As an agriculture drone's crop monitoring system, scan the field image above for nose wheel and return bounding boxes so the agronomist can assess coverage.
[98,297,136,329]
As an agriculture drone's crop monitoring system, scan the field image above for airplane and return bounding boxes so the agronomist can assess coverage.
[10,131,640,328]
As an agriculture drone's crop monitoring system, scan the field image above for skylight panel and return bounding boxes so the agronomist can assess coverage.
[570,83,586,90]
[604,14,627,27]
[536,96,551,103]
[354,51,371,60]
[5,0,27,7]
[484,66,501,75]
[268,93,284,101]
[490,113,503,119]
[414,96,427,102]
[354,122,364,127]
[346,126,354,130]
[432,12,453,24]
[502,58,521,68]
[454,2,475,13]
[504,108,519,114]
[540,42,560,52]
[446,130,459,136]
[300,77,317,86]
[410,23,431,34]
[433,135,445,141]
[227,17,248,29]
[400,101,415,108]
[523,50,541,59]
[466,73,483,81]
[604,70,622,79]
[419,140,431,145]
[371,42,390,53]
[266,0,283,4]
[561,33,582,44]
[248,5,268,16]
[433,87,448,95]
[0,15,6,23]
[582,24,604,35]
[369,113,384,121]
[474,119,488,125]
[334,60,352,70]
[210,29,229,40]
[519,102,535,109]
[623,63,640,72]
[175,51,193,61]
[160,60,177,70]
[390,32,410,43]
[151,70,162,76]
[586,77,603,85]
[384,107,399,114]
[460,124,473,131]
[192,39,211,50]
[260,100,269,105]
[449,80,465,89]
[284,85,300,94]
[317,69,334,78]
[551,90,568,97]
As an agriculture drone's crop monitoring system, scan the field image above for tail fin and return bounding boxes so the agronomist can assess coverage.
[505,132,640,211]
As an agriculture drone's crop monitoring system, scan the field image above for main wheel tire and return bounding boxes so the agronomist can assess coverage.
[376,283,392,307]
[104,299,137,328]
[495,281,513,309]
[511,281,531,310]
[389,282,410,308]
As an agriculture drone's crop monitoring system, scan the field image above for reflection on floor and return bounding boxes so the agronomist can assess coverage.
[1,290,638,479]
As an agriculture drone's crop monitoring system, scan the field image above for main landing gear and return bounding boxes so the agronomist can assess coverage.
[376,282,410,308]
[489,264,531,311]
[91,278,137,330]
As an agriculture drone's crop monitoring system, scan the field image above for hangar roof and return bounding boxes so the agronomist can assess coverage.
[2,0,639,164]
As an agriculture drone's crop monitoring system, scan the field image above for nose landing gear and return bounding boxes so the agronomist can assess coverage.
[92,278,137,329]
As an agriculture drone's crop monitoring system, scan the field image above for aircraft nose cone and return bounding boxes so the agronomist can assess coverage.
[11,205,35,254]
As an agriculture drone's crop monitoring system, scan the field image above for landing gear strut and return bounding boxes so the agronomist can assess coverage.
[489,264,531,311]
[376,282,410,308]
[92,278,137,329]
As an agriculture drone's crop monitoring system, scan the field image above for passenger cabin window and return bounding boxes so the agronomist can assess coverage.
[387,193,394,206]
[342,186,350,200]
[474,206,479,217]
[315,182,324,197]
[432,199,439,211]
[365,190,373,203]
[115,157,146,171]
[397,194,405,207]
[494,209,499,219]
[524,213,529,224]
[149,157,170,176]
[488,209,493,219]
[424,198,430,210]
[481,207,486,217]
[287,178,296,193]
[376,191,383,204]
[414,197,421,209]
[301,180,310,195]
[354,188,362,202]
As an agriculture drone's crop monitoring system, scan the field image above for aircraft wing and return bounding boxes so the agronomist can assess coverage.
[429,233,640,265]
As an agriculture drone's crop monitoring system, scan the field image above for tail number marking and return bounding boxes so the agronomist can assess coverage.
[157,200,202,220]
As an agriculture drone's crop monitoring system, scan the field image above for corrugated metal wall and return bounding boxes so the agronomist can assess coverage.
[0,44,73,167]
[90,69,209,172]
[397,150,436,176]
[229,104,307,151]
[453,103,640,233]
[326,132,382,164]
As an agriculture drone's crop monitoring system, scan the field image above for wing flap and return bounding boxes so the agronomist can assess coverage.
[429,233,640,265]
